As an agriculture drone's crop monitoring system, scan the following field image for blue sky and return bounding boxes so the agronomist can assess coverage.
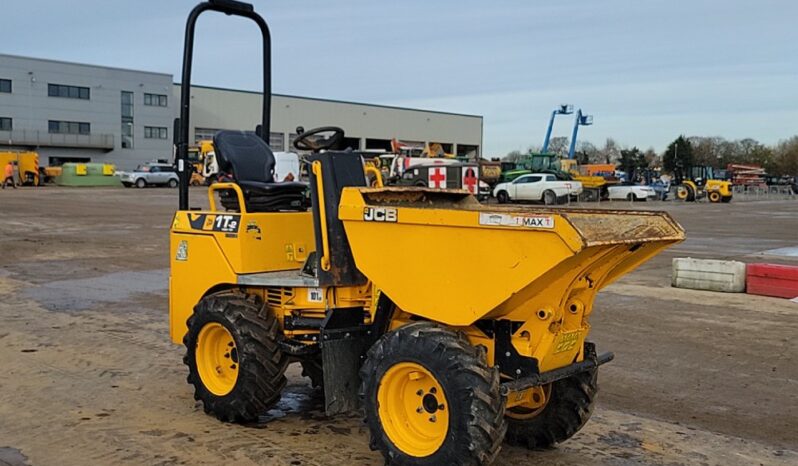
[2,0,796,156]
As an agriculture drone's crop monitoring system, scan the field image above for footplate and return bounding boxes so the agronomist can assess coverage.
[499,344,614,396]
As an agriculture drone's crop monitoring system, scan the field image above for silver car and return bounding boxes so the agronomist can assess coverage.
[118,163,179,188]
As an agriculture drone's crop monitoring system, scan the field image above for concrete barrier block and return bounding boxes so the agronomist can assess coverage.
[747,263,798,299]
[672,258,746,293]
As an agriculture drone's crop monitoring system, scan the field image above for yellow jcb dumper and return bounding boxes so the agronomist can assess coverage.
[169,2,685,464]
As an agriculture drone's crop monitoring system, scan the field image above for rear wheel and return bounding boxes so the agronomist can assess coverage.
[168,178,178,188]
[543,190,557,205]
[183,292,288,422]
[361,322,506,465]
[504,367,598,450]
[135,178,147,188]
[496,190,509,204]
[580,189,598,202]
[626,192,638,202]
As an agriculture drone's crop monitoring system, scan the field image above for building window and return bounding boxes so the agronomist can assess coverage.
[121,91,134,149]
[0,79,10,93]
[144,93,168,107]
[48,83,90,100]
[269,132,284,151]
[194,127,221,143]
[145,126,168,139]
[0,117,11,131]
[48,120,90,135]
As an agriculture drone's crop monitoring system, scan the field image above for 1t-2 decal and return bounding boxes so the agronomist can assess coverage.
[214,215,239,233]
[187,213,241,233]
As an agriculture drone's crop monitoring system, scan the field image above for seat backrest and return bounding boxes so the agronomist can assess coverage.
[213,130,275,183]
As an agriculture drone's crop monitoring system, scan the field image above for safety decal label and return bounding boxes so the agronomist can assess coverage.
[307,287,324,303]
[553,330,581,354]
[187,213,240,233]
[478,212,554,229]
[175,240,188,261]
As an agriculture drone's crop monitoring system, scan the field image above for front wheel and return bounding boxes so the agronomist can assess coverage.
[504,367,598,450]
[676,184,695,202]
[496,190,509,204]
[361,322,506,465]
[183,292,288,423]
[708,191,721,203]
[135,178,147,188]
[626,192,637,202]
[168,178,178,188]
[721,195,732,203]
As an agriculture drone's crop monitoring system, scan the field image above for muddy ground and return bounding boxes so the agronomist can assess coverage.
[0,187,796,465]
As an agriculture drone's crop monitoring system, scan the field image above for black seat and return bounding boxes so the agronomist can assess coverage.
[212,130,307,212]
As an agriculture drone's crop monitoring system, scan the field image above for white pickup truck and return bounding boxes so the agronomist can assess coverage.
[492,173,582,205]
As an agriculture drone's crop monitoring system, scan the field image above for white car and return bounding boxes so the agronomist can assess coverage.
[607,185,657,201]
[118,163,179,188]
[492,173,582,205]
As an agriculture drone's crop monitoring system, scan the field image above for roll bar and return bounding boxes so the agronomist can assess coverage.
[176,0,272,210]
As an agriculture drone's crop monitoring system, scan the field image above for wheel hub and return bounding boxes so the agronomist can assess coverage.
[377,362,449,457]
[196,322,239,396]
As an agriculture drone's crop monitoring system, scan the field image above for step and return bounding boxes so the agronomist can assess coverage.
[671,258,746,293]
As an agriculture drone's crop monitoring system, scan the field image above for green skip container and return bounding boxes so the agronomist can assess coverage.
[56,163,122,187]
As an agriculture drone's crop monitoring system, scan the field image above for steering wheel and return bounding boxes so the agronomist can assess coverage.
[293,126,345,152]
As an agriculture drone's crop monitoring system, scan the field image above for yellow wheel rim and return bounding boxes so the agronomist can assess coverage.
[676,187,688,199]
[196,322,239,396]
[709,192,720,202]
[505,384,552,420]
[377,362,449,457]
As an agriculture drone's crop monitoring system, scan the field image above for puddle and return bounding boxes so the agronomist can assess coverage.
[0,447,29,466]
[23,269,168,312]
[761,246,798,257]
[253,384,326,425]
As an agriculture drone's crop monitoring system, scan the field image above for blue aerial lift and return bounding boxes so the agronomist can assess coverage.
[541,104,573,153]
[567,109,594,159]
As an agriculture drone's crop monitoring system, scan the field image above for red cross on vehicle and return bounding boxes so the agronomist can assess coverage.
[428,167,447,188]
[462,167,478,194]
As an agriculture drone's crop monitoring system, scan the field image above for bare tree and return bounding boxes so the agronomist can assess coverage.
[574,141,599,164]
[643,147,659,168]
[546,136,569,157]
[773,136,798,175]
[599,138,621,164]
[503,150,524,163]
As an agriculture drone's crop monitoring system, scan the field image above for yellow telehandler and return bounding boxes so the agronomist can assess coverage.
[169,2,685,464]
[674,165,733,203]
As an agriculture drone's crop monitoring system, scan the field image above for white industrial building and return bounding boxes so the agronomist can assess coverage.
[0,53,483,170]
